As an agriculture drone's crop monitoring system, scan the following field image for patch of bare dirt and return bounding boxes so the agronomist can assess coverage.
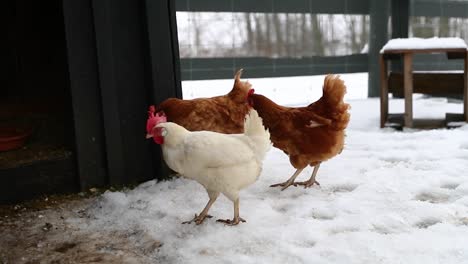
[0,193,161,264]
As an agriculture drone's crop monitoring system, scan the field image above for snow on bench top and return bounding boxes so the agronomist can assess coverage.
[380,37,467,53]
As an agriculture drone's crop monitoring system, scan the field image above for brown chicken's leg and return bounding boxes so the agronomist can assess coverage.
[216,198,246,226]
[270,168,304,191]
[182,191,219,225]
[296,163,321,188]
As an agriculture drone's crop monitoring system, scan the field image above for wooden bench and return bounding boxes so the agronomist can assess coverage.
[380,38,468,129]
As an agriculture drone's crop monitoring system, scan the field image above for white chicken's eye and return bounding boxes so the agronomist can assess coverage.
[161,128,168,137]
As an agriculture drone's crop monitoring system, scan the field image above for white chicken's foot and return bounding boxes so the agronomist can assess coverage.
[216,199,246,226]
[182,193,218,225]
[270,168,304,191]
[295,163,321,189]
[216,217,246,226]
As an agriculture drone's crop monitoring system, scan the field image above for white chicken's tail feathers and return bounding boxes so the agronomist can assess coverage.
[243,109,271,162]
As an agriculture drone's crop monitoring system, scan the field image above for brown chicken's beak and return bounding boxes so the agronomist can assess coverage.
[146,133,153,139]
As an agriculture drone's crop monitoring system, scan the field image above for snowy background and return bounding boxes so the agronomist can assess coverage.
[69,73,468,263]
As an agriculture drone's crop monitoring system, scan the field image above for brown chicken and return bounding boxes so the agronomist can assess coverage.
[156,69,252,133]
[247,74,350,190]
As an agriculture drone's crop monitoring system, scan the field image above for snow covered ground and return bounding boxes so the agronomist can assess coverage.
[81,73,468,263]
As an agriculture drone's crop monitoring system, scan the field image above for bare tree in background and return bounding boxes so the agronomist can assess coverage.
[244,13,255,52]
[300,14,308,57]
[179,10,468,59]
[360,15,368,52]
[439,17,449,37]
[347,16,359,53]
[273,13,284,56]
[412,17,436,37]
[310,14,324,55]
[265,14,273,56]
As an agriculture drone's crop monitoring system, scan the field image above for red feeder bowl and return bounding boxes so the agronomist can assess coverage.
[0,126,32,152]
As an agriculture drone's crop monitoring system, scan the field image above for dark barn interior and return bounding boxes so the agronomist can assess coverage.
[0,0,182,203]
[1,0,77,200]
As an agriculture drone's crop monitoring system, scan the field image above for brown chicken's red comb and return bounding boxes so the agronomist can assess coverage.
[248,89,255,96]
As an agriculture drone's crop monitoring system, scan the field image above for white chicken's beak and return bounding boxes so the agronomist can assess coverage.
[146,133,153,139]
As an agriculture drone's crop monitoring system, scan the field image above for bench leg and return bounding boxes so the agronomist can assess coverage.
[380,55,388,128]
[403,53,413,128]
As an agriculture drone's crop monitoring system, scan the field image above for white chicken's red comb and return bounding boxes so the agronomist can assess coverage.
[146,105,167,134]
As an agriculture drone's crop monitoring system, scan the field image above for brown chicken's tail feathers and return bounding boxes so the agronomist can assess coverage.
[234,68,243,80]
[322,74,350,130]
[243,109,272,162]
[322,74,347,105]
[233,68,252,91]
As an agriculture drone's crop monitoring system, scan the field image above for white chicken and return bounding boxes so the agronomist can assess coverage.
[146,108,271,225]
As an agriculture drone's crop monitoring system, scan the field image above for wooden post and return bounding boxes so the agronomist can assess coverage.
[368,0,390,97]
[464,51,468,122]
[390,0,409,73]
[380,55,389,128]
[144,0,183,180]
[63,0,108,189]
[403,53,413,127]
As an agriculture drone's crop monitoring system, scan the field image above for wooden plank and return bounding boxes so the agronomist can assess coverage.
[62,0,108,189]
[404,53,413,127]
[446,113,465,123]
[388,72,464,96]
[175,0,370,14]
[412,0,468,18]
[92,0,126,186]
[145,0,184,180]
[92,0,173,185]
[0,155,77,203]
[180,54,369,80]
[465,52,468,122]
[380,55,388,128]
[145,0,183,102]
[385,114,450,129]
[447,52,467,60]
[382,48,467,55]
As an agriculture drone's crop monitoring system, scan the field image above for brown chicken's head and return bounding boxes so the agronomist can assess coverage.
[146,105,167,144]
[246,88,255,108]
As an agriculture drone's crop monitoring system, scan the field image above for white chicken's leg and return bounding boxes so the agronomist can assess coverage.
[296,163,321,188]
[182,190,219,225]
[270,168,304,191]
[216,198,246,226]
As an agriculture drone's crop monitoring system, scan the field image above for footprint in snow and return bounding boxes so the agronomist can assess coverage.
[458,142,468,150]
[328,226,360,235]
[440,182,460,190]
[414,218,442,229]
[310,209,336,221]
[328,183,358,193]
[414,189,450,203]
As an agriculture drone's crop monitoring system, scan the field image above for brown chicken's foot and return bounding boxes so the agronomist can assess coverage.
[216,217,246,226]
[270,168,304,191]
[295,180,320,189]
[182,214,213,225]
[270,181,298,191]
[295,163,321,189]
